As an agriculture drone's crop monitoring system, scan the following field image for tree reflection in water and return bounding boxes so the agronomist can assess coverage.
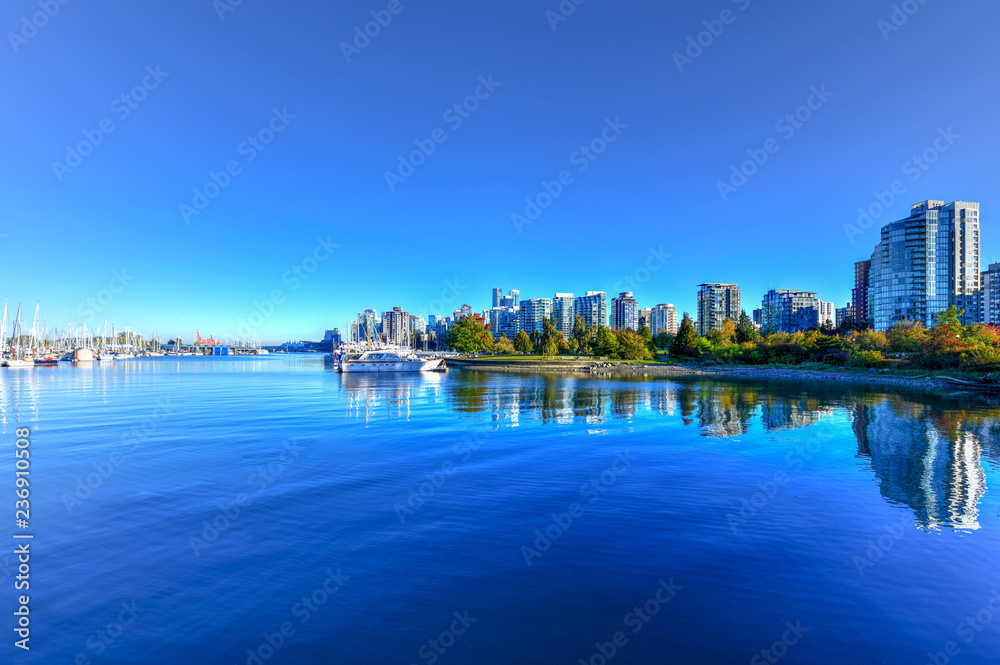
[337,371,1000,530]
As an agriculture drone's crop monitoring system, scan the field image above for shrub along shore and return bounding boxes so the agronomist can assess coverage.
[444,307,1000,391]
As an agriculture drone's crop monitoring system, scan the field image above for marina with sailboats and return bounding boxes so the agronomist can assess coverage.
[0,298,271,368]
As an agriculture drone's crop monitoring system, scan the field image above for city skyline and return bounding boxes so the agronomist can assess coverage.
[29,192,992,345]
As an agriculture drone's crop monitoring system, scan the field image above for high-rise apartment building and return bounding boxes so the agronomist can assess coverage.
[354,308,379,343]
[818,301,835,328]
[382,306,410,346]
[518,298,553,336]
[852,260,871,328]
[638,308,652,330]
[759,290,820,333]
[982,263,1000,326]
[491,287,503,309]
[835,303,854,328]
[649,304,679,335]
[552,293,575,340]
[489,307,520,340]
[696,284,741,336]
[869,200,980,331]
[610,292,639,331]
[500,290,520,309]
[574,291,607,332]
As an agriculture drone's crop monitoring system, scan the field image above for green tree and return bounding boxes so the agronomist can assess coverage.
[446,315,494,354]
[594,327,620,357]
[670,314,702,359]
[654,329,673,349]
[935,306,963,328]
[886,322,926,353]
[541,318,562,349]
[735,311,759,344]
[573,315,592,354]
[639,325,656,356]
[514,330,532,354]
[493,335,515,355]
[618,329,654,360]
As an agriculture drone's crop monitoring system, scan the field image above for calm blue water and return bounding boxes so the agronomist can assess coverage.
[2,355,999,664]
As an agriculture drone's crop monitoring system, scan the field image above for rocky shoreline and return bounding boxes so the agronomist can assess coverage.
[446,358,998,393]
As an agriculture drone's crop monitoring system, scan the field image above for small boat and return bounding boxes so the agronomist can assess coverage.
[33,356,59,366]
[64,348,95,362]
[3,358,33,368]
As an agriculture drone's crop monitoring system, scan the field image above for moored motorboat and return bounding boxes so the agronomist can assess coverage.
[339,347,445,373]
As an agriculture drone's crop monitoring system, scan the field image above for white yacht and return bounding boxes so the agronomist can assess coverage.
[340,347,445,373]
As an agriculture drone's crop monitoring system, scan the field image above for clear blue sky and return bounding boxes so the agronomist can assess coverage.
[1,0,997,343]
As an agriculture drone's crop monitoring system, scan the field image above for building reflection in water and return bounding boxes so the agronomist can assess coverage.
[852,398,994,531]
[336,371,999,530]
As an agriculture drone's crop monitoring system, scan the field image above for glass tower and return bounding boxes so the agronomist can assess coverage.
[869,201,980,331]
